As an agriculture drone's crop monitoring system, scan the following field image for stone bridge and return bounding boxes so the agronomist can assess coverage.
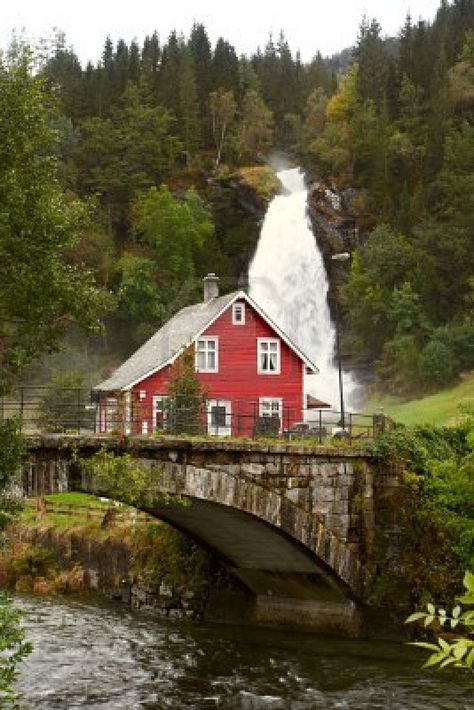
[21,435,402,634]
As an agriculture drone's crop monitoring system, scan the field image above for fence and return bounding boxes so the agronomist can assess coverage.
[1,387,391,442]
[24,498,155,524]
[0,386,94,434]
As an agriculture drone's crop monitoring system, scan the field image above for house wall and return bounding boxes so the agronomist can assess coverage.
[98,299,306,436]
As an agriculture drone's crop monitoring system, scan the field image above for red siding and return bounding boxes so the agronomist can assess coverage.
[98,299,306,436]
[195,300,303,434]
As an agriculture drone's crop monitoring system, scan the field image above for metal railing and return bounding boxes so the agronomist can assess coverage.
[0,386,95,434]
[1,388,391,441]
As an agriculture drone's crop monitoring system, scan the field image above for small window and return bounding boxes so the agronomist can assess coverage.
[139,390,146,400]
[196,337,219,372]
[258,397,283,435]
[153,395,170,431]
[105,397,117,433]
[141,420,149,434]
[232,302,245,325]
[259,398,282,418]
[257,338,280,374]
[210,405,227,428]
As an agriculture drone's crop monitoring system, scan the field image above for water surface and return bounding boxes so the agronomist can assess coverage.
[16,596,473,709]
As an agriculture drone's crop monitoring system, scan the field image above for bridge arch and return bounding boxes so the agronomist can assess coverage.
[111,460,369,601]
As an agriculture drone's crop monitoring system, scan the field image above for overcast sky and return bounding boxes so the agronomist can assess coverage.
[2,0,442,64]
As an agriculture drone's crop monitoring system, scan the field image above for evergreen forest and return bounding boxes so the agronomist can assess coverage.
[1,0,474,397]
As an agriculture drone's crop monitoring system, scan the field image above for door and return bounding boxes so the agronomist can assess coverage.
[207,399,232,436]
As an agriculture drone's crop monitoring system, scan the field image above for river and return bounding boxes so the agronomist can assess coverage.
[16,595,472,709]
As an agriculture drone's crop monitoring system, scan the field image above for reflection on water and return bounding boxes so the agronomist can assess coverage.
[16,596,473,709]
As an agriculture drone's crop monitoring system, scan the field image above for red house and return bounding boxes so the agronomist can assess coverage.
[94,274,319,436]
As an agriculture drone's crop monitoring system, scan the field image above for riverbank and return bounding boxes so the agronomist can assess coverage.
[0,494,218,620]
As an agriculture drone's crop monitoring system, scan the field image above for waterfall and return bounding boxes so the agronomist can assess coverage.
[248,167,356,410]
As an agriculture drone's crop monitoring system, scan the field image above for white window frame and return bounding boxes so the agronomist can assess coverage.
[195,336,219,373]
[105,397,117,433]
[152,394,170,431]
[259,397,283,418]
[232,302,245,325]
[258,397,283,433]
[207,399,232,436]
[257,338,281,374]
[124,391,132,435]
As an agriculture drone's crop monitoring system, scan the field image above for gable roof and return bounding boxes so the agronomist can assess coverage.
[94,290,318,392]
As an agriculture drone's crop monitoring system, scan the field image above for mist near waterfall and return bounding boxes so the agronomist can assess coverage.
[249,167,358,410]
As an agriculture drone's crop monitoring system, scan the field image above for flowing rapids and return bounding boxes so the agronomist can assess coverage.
[249,167,357,410]
[15,596,472,709]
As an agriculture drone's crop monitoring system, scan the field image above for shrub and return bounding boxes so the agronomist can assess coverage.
[419,339,459,388]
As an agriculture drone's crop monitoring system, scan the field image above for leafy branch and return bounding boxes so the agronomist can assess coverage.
[80,448,186,509]
[406,571,474,672]
[0,593,33,709]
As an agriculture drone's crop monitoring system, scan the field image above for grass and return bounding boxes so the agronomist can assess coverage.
[41,492,109,508]
[367,372,474,427]
[20,492,153,531]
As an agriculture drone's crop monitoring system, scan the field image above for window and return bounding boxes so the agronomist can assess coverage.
[259,398,282,418]
[257,398,283,435]
[153,395,170,431]
[232,302,245,325]
[105,397,117,433]
[207,399,231,436]
[196,337,218,372]
[211,405,227,428]
[257,338,280,374]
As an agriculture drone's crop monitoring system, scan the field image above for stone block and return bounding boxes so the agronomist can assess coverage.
[328,500,349,516]
[241,463,265,476]
[312,502,331,516]
[325,513,351,531]
[334,487,350,502]
[312,488,337,504]
[264,462,279,475]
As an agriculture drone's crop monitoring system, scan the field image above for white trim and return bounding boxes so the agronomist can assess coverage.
[232,302,245,325]
[258,397,283,417]
[257,337,281,374]
[105,397,118,433]
[195,336,219,373]
[258,397,283,433]
[152,394,170,431]
[124,391,132,435]
[120,290,318,391]
[207,399,232,436]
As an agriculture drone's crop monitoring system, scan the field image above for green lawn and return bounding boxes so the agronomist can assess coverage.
[20,492,143,530]
[42,492,109,508]
[367,372,474,427]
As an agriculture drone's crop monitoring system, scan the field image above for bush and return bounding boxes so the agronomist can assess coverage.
[368,418,473,612]
[419,339,459,388]
[376,335,421,395]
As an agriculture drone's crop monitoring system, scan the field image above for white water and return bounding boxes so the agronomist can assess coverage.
[249,167,356,410]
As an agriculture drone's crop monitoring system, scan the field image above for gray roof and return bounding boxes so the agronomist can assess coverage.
[95,291,237,392]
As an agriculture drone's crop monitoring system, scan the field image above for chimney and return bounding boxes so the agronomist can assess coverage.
[203,273,219,302]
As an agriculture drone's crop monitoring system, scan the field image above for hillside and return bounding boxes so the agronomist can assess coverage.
[368,372,474,427]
